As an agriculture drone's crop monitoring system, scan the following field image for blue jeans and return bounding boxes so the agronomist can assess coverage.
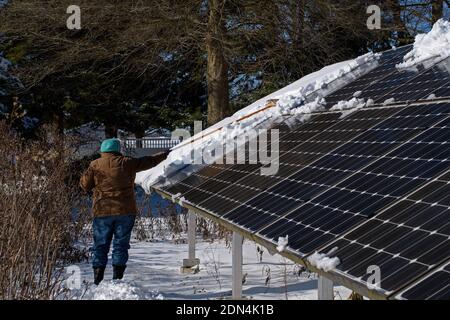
[92,215,136,268]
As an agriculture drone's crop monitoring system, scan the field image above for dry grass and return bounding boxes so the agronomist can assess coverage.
[134,200,188,242]
[133,191,231,244]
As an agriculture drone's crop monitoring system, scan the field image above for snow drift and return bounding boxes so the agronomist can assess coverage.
[82,280,164,300]
[397,19,450,70]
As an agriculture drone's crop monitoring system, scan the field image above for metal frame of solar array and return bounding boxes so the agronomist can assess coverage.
[153,45,450,299]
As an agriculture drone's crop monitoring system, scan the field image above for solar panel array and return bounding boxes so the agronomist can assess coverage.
[317,166,450,297]
[156,45,450,299]
[324,45,413,107]
[325,48,450,108]
[258,103,450,255]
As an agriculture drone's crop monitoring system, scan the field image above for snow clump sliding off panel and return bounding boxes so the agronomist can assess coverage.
[397,19,450,70]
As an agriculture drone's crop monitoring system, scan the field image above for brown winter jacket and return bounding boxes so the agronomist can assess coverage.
[80,152,168,217]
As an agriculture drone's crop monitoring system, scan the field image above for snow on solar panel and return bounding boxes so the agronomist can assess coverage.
[326,49,450,109]
[324,46,413,108]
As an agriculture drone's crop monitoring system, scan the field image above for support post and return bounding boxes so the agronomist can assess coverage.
[318,275,334,300]
[232,231,243,299]
[188,211,196,261]
[181,211,200,273]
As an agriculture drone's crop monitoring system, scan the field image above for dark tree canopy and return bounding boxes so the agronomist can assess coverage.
[0,0,448,136]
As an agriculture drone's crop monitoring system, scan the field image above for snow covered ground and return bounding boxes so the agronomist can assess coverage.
[71,236,351,300]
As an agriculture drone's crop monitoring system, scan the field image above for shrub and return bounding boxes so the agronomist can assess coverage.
[0,122,89,299]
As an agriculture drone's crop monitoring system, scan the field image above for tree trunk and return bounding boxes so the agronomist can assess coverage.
[432,0,444,24]
[206,0,230,126]
[292,0,306,50]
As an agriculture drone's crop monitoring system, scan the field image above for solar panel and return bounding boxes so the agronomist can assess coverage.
[324,46,412,107]
[163,164,228,195]
[166,113,341,210]
[326,48,450,109]
[171,108,403,229]
[315,167,450,297]
[257,102,450,253]
[349,66,422,104]
[377,57,450,103]
[153,44,450,299]
[161,102,450,244]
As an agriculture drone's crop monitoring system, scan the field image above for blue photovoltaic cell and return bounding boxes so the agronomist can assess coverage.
[317,168,450,297]
[324,46,412,107]
[398,261,450,300]
[155,43,450,299]
[258,102,450,255]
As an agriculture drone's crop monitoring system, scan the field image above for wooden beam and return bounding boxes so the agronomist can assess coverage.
[232,232,243,299]
[181,210,200,273]
[188,211,197,261]
[318,276,334,300]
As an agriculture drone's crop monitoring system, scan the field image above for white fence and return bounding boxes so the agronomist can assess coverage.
[124,138,180,150]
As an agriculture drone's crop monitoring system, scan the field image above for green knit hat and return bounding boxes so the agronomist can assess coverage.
[100,138,121,153]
